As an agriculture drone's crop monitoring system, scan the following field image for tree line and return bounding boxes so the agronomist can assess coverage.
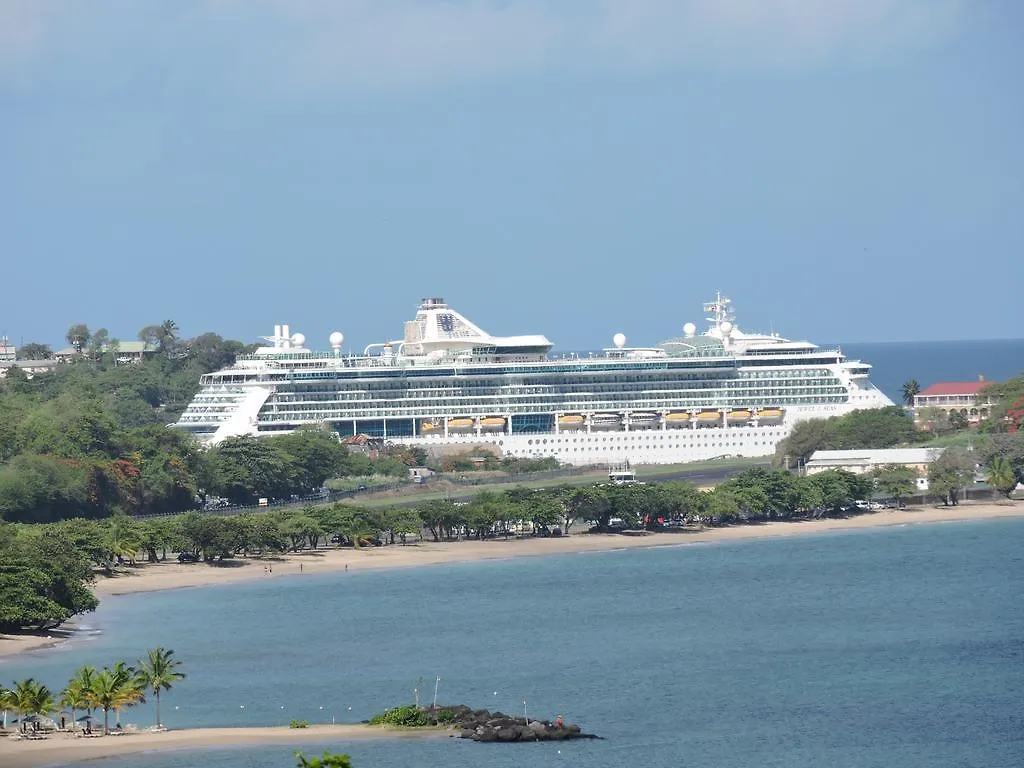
[0,647,185,735]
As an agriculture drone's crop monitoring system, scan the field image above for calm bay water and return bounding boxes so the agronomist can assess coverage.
[837,338,1024,403]
[4,518,1024,768]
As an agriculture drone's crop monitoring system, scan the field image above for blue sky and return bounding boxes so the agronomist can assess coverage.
[2,0,1022,352]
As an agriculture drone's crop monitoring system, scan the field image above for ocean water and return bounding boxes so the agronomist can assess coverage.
[838,338,1024,404]
[4,519,1024,768]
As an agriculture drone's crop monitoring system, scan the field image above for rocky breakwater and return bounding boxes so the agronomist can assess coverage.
[424,704,601,743]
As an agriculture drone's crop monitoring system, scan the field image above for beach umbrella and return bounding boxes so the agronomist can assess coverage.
[76,715,94,722]
[23,715,42,723]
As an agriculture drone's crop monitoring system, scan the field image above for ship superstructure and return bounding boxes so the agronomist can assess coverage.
[174,295,893,465]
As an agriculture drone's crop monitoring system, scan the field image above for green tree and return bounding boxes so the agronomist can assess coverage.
[0,528,98,631]
[208,435,297,504]
[279,513,323,551]
[17,343,52,360]
[61,670,94,729]
[66,324,91,353]
[902,379,921,406]
[274,429,348,494]
[0,683,15,729]
[7,678,56,724]
[948,410,968,430]
[985,456,1018,498]
[872,463,918,508]
[981,373,1024,430]
[927,449,974,506]
[776,406,922,465]
[87,328,110,362]
[159,320,179,356]
[135,647,185,729]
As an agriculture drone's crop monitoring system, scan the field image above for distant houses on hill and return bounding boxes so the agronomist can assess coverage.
[0,336,158,378]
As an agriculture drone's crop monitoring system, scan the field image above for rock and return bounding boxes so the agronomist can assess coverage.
[460,729,475,739]
[497,727,519,741]
[478,727,498,742]
[518,726,537,741]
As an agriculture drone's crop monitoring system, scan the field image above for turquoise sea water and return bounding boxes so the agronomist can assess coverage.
[4,519,1024,768]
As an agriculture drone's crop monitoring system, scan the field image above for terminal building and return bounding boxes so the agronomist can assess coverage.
[805,447,944,491]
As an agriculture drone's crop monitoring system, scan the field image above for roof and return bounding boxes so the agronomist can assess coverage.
[918,381,988,397]
[0,359,59,368]
[112,341,157,354]
[807,448,942,466]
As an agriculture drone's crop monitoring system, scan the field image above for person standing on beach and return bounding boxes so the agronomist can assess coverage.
[299,563,303,573]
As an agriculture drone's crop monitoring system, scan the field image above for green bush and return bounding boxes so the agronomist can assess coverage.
[289,719,310,729]
[436,708,455,724]
[367,705,429,727]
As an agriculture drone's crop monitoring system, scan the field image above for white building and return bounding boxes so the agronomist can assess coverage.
[805,447,943,491]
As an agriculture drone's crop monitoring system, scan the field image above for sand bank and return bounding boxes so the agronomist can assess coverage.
[0,724,447,768]
[2,501,1021,659]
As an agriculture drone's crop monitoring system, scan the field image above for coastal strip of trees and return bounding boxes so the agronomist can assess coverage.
[0,647,185,735]
[4,436,1020,636]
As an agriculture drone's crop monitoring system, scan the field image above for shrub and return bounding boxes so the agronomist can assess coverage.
[289,719,310,729]
[368,705,429,727]
[436,708,455,724]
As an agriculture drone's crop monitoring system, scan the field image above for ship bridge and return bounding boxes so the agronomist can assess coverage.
[401,297,552,361]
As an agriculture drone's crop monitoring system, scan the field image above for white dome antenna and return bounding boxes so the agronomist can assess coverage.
[291,332,306,348]
[683,322,697,338]
[329,331,344,356]
[613,333,626,349]
[720,321,733,336]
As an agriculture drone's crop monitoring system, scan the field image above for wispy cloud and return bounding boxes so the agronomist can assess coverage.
[0,0,965,91]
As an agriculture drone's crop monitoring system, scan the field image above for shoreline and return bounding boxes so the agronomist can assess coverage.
[2,501,1021,660]
[0,724,448,768]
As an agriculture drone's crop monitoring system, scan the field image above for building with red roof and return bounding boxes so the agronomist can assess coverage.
[913,379,994,426]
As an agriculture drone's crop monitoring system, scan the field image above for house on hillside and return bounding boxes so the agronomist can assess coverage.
[109,340,158,364]
[913,380,995,427]
[0,359,60,379]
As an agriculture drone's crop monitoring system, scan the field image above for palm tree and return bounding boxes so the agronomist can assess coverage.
[60,678,90,731]
[986,456,1018,498]
[109,662,144,730]
[8,679,55,729]
[135,647,186,730]
[159,320,179,356]
[902,379,921,407]
[1,684,15,729]
[85,668,123,735]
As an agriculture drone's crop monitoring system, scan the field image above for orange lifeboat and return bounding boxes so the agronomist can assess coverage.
[726,409,752,425]
[480,416,506,432]
[664,412,691,429]
[695,410,721,427]
[447,417,475,433]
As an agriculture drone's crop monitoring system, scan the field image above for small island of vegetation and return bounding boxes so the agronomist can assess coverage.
[368,703,599,742]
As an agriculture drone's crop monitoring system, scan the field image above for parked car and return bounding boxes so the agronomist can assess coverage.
[177,552,199,563]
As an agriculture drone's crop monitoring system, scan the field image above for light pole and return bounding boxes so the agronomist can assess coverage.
[432,677,441,708]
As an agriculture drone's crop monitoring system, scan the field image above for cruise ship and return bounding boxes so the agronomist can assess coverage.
[174,295,893,465]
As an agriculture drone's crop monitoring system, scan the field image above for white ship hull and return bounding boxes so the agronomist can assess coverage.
[175,294,894,464]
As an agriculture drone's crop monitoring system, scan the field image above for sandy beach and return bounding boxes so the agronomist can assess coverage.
[0,724,448,768]
[2,501,1021,660]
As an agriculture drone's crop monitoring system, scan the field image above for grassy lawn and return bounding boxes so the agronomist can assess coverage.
[633,456,768,477]
[343,456,767,508]
[920,431,985,449]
